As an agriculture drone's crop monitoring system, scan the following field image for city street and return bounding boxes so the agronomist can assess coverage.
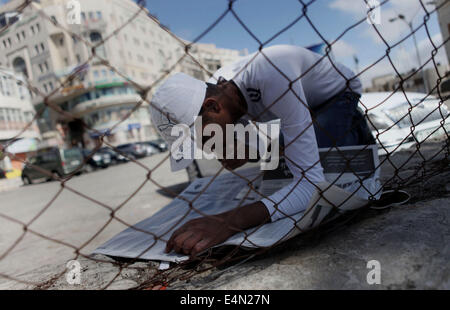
[0,151,188,287]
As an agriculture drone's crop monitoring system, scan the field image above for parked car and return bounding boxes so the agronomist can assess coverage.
[22,147,84,185]
[115,143,147,159]
[98,147,129,164]
[148,138,168,152]
[82,149,111,172]
[136,142,159,157]
[0,168,6,179]
[359,92,450,155]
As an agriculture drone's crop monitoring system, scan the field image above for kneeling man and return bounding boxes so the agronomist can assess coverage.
[149,45,373,257]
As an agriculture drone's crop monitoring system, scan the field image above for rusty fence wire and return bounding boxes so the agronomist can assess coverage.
[0,0,449,289]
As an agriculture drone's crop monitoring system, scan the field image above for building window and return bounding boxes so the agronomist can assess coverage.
[64,57,69,66]
[76,54,81,63]
[93,70,99,78]
[13,57,28,77]
[16,33,21,42]
[97,11,102,19]
[49,82,53,90]
[81,12,86,21]
[36,23,40,32]
[35,45,39,54]
[40,42,45,51]
[22,31,25,39]
[30,25,35,35]
[59,37,64,46]
[88,12,94,20]
[43,83,48,93]
[38,63,43,73]
[90,31,106,58]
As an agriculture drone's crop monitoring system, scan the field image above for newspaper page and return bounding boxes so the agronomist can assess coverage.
[93,145,381,262]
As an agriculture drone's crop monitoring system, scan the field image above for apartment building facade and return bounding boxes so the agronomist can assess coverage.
[0,0,246,148]
[0,67,40,142]
[366,63,449,94]
[0,67,40,173]
[437,0,450,65]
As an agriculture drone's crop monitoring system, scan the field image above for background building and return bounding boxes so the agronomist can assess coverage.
[436,0,450,96]
[436,0,450,65]
[0,67,40,176]
[366,63,449,94]
[0,0,246,149]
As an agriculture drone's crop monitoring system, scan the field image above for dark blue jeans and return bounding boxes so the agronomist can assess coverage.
[311,91,375,148]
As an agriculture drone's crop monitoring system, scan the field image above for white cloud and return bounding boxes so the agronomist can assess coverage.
[417,33,448,68]
[329,0,367,18]
[329,0,436,44]
[358,33,448,88]
[332,40,358,59]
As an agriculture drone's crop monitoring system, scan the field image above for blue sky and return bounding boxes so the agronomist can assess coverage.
[0,0,447,87]
[144,0,448,87]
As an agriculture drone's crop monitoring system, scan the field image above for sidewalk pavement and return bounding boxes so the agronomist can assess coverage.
[0,177,22,193]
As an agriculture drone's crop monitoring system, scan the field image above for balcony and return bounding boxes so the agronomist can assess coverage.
[71,93,143,116]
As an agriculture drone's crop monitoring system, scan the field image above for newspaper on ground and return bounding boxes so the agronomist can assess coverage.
[93,145,381,263]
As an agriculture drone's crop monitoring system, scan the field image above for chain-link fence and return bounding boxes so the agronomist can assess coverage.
[0,0,449,289]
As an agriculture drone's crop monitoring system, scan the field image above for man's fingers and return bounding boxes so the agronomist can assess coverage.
[172,231,194,254]
[165,225,190,253]
[191,239,211,257]
[181,234,203,255]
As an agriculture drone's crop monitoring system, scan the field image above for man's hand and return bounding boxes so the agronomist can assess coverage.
[165,202,270,257]
[165,215,236,257]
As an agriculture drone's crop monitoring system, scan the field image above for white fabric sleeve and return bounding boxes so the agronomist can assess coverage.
[254,61,325,222]
[260,121,324,222]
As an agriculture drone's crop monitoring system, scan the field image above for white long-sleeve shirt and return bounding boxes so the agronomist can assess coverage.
[209,45,361,222]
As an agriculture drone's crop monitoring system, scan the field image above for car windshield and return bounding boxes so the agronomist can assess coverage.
[117,144,130,149]
[99,148,114,154]
[366,113,391,131]
[385,102,449,128]
[28,156,38,164]
[62,149,81,161]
